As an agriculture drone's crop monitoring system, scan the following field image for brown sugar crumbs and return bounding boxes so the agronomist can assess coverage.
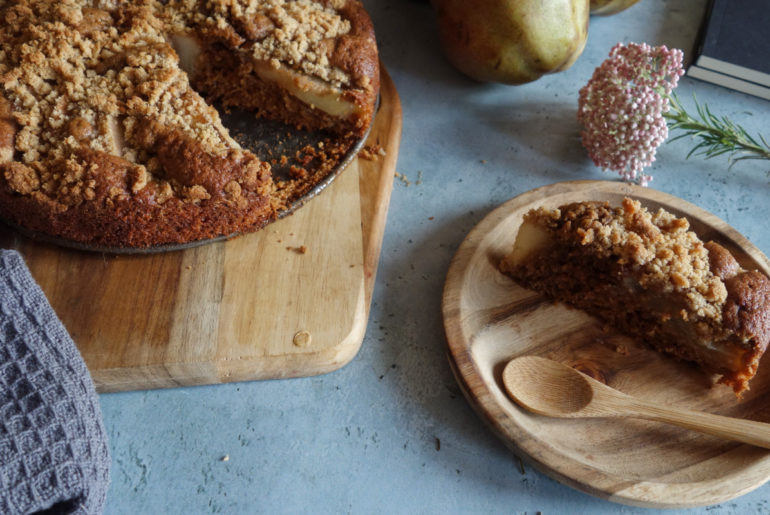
[1,0,245,209]
[358,143,386,161]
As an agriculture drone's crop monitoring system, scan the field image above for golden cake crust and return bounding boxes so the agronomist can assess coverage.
[0,0,379,248]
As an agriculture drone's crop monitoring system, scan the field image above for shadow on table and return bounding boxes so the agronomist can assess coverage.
[475,99,589,171]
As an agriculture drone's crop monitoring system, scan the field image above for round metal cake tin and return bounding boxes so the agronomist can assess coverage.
[1,102,375,255]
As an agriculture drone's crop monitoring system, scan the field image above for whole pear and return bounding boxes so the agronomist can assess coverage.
[431,0,590,84]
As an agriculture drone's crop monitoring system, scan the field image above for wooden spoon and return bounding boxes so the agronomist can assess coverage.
[502,355,770,449]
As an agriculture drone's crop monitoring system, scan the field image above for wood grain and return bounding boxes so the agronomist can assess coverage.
[442,180,770,508]
[0,69,401,393]
[359,70,403,314]
[503,356,770,450]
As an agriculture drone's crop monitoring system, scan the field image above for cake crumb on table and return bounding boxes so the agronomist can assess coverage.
[394,172,410,186]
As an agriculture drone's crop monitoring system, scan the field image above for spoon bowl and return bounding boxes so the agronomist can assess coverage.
[502,356,770,449]
[502,356,595,416]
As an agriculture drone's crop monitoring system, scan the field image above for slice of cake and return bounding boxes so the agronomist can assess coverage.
[0,0,379,248]
[499,198,770,395]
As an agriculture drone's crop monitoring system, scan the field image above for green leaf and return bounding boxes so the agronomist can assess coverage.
[665,92,770,164]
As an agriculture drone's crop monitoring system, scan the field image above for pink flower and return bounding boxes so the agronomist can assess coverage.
[578,43,684,185]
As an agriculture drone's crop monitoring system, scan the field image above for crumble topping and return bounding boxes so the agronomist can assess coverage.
[0,0,369,210]
[528,198,727,320]
[0,0,244,208]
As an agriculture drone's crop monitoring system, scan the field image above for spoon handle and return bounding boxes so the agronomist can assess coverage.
[629,401,770,449]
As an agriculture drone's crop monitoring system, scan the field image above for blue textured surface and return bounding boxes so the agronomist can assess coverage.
[99,1,770,513]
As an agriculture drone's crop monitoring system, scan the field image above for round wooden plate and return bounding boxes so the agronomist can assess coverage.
[442,180,770,508]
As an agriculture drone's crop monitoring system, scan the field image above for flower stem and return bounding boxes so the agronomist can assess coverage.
[664,94,770,163]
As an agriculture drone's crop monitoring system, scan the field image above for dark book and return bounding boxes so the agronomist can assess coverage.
[687,0,770,101]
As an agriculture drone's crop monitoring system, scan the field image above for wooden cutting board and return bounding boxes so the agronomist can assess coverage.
[1,69,402,393]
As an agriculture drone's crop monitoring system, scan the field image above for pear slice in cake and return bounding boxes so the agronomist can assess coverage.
[164,0,379,137]
[171,33,363,118]
[499,198,770,395]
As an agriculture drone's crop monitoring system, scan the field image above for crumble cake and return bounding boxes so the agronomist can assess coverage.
[499,198,770,395]
[0,0,379,248]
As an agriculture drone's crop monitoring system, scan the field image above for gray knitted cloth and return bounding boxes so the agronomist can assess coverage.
[1,249,110,514]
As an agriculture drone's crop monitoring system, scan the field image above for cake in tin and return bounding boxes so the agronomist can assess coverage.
[0,0,379,248]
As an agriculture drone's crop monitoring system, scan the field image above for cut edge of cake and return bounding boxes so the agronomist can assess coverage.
[164,0,380,137]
